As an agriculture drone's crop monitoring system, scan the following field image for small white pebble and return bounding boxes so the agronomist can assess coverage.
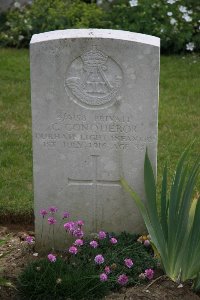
[178,283,183,288]
[33,252,38,257]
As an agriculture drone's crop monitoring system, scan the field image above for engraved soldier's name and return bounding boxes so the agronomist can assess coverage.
[34,112,156,151]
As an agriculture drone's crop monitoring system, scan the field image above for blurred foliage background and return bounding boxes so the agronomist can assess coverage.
[0,0,199,53]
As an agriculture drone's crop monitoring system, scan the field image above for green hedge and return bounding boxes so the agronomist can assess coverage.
[0,0,199,53]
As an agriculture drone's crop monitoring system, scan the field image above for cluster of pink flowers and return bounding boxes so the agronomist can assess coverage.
[64,221,84,238]
[99,266,111,282]
[39,206,70,226]
[94,254,135,285]
[99,271,129,285]
[38,207,155,287]
[66,220,85,255]
[106,258,134,285]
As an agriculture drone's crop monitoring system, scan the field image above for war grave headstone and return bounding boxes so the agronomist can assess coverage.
[30,29,160,249]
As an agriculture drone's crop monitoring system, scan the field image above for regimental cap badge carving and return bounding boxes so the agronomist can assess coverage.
[65,46,123,109]
[81,46,108,67]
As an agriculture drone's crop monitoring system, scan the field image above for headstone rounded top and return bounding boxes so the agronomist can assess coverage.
[30,29,160,47]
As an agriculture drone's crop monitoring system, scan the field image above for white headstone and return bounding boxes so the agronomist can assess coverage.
[30,29,160,250]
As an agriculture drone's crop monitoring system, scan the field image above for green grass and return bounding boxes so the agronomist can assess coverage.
[158,54,200,191]
[0,48,32,221]
[0,49,199,220]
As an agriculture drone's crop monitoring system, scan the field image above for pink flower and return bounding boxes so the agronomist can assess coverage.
[77,220,84,227]
[94,254,104,264]
[144,240,150,247]
[73,228,84,238]
[124,258,134,268]
[144,269,154,280]
[48,217,57,225]
[90,240,98,248]
[64,221,75,232]
[49,206,58,213]
[104,266,111,274]
[62,211,70,219]
[117,274,128,285]
[39,209,48,217]
[69,246,78,255]
[26,236,34,244]
[98,231,106,239]
[100,273,108,282]
[74,239,84,246]
[47,253,56,262]
[110,237,118,244]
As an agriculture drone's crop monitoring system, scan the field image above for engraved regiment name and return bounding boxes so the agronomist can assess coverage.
[35,112,156,151]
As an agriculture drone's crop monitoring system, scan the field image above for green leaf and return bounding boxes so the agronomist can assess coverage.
[160,165,168,242]
[121,144,200,285]
[144,150,167,262]
[144,150,157,215]
[120,177,157,249]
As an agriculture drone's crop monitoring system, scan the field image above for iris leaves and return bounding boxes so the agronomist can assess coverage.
[121,147,200,287]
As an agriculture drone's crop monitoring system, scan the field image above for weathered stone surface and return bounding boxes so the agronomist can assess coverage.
[30,29,160,250]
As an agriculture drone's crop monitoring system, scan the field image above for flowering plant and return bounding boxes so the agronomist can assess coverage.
[0,0,199,53]
[121,145,200,287]
[20,207,156,299]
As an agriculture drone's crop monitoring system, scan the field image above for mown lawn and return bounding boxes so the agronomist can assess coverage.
[0,48,199,222]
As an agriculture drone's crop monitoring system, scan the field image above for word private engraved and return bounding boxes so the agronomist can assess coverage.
[65,46,123,108]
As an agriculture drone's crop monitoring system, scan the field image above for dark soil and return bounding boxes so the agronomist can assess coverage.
[0,211,34,225]
[105,278,200,300]
[0,225,200,300]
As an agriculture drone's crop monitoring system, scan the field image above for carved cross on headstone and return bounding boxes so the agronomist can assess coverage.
[68,155,121,230]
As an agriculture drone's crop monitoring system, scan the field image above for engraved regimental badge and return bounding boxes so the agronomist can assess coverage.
[65,46,123,108]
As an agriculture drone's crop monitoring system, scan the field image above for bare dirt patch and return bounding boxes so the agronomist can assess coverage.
[105,278,200,300]
[0,225,35,300]
[0,225,200,300]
